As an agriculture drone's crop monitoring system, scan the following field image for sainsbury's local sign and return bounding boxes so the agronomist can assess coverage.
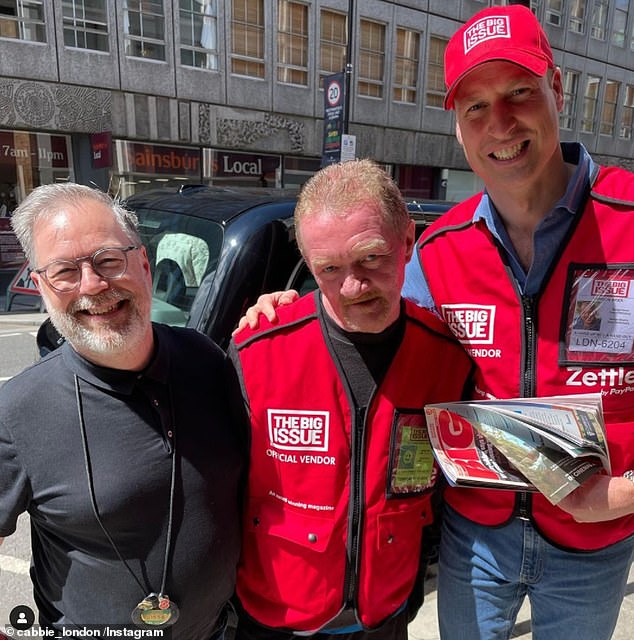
[204,150,280,186]
[117,141,201,176]
[117,141,280,185]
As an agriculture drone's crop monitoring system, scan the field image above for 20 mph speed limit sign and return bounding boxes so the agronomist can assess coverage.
[326,79,342,107]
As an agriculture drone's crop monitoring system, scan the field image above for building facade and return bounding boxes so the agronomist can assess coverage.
[0,0,633,209]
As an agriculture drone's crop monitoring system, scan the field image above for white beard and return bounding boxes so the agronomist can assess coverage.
[42,288,151,357]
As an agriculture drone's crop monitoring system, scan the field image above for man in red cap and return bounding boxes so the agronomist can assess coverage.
[236,5,634,639]
[404,4,634,639]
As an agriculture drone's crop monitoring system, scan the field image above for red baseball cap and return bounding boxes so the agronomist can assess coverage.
[444,5,555,110]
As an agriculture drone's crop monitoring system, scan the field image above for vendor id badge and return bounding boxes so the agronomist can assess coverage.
[387,409,437,498]
[560,264,634,366]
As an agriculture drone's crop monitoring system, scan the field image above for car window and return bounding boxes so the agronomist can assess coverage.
[135,208,224,326]
[285,259,315,296]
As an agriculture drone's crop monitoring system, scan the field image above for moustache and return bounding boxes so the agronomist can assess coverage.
[342,293,381,307]
[68,290,128,314]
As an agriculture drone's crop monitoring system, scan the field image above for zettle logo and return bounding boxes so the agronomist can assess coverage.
[441,304,496,345]
[268,409,330,451]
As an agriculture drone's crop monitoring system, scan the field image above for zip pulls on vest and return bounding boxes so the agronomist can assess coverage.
[319,317,367,625]
[319,301,399,623]
[521,295,538,397]
[519,297,537,523]
[344,404,368,615]
[515,490,532,521]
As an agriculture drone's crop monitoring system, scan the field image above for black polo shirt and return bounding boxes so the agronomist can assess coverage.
[0,323,246,638]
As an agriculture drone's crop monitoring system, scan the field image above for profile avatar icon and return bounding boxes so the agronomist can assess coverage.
[9,605,35,629]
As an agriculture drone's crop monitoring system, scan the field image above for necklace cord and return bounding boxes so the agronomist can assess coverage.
[74,374,176,599]
[159,385,177,595]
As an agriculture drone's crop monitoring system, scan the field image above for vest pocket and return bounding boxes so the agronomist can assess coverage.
[355,501,430,619]
[376,500,430,552]
[246,497,337,552]
[240,497,344,622]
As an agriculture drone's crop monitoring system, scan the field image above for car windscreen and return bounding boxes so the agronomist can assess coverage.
[135,208,224,326]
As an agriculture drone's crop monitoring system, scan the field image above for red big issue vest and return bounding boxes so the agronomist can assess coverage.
[233,292,472,631]
[418,166,634,550]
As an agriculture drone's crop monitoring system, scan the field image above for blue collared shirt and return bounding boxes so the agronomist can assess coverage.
[402,142,595,307]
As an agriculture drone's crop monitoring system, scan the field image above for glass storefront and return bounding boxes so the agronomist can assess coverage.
[113,141,312,196]
[113,140,202,199]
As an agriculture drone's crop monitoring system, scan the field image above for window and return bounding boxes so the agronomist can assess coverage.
[231,0,264,78]
[393,27,419,104]
[358,19,385,99]
[124,0,165,60]
[180,0,217,70]
[426,36,447,108]
[599,80,619,136]
[581,75,601,133]
[277,0,307,86]
[561,70,579,130]
[612,0,628,47]
[568,0,586,34]
[620,84,634,140]
[0,0,46,42]
[319,9,346,89]
[545,0,563,27]
[590,0,608,40]
[62,0,108,51]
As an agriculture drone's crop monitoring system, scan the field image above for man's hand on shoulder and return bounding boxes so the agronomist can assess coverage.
[232,290,299,335]
[557,473,634,522]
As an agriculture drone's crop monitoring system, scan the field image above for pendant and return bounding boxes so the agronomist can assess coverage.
[131,593,180,628]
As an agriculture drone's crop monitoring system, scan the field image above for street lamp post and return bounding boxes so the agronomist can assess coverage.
[343,0,355,135]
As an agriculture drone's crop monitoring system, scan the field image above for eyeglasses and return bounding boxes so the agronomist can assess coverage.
[34,245,140,292]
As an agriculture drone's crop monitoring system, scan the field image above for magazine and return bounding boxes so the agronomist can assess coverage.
[424,393,609,505]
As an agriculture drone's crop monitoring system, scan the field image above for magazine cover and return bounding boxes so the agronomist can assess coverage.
[424,393,608,505]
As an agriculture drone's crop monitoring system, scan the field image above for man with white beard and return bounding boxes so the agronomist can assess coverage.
[0,183,245,639]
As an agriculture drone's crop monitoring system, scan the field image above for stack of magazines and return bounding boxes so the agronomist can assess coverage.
[424,393,608,505]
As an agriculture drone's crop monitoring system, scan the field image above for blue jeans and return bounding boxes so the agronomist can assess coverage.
[437,505,634,640]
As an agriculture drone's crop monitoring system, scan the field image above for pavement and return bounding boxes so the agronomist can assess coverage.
[0,308,45,326]
[1,300,633,638]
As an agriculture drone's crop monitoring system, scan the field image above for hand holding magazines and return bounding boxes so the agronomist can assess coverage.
[424,394,608,505]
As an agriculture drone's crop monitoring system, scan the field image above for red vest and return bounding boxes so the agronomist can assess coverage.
[418,165,634,550]
[233,293,472,631]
